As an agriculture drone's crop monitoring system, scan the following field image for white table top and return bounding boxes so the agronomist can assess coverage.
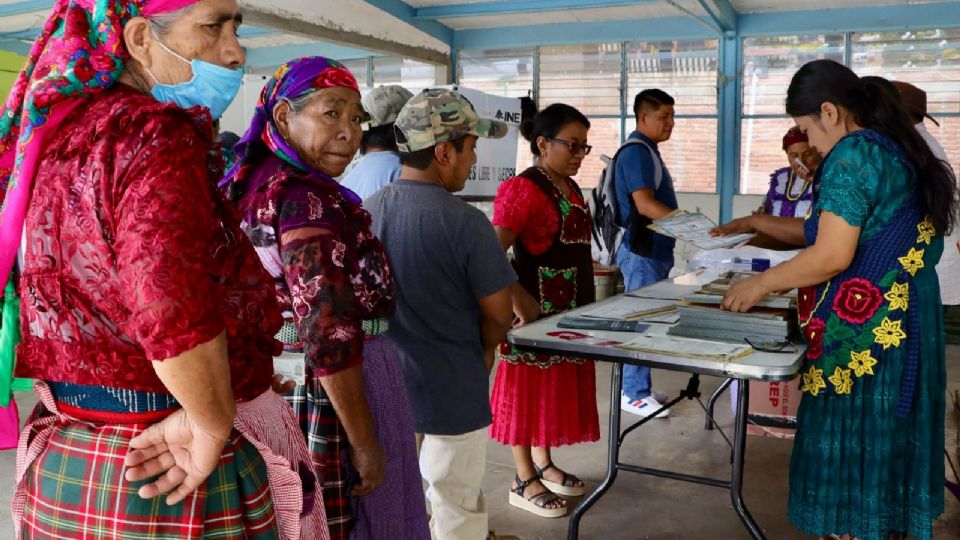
[507,269,804,382]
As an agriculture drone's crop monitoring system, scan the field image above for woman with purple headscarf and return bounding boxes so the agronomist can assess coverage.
[221,56,428,540]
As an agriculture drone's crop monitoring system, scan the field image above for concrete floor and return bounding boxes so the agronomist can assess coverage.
[2,348,959,539]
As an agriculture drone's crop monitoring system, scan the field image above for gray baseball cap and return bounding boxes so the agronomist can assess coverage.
[362,85,414,129]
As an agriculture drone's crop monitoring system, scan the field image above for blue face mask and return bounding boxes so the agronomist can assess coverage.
[147,38,242,120]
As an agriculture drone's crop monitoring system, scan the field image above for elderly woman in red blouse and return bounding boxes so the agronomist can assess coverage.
[0,0,323,537]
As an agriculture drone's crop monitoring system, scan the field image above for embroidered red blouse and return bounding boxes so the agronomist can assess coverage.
[15,85,282,401]
[492,175,587,255]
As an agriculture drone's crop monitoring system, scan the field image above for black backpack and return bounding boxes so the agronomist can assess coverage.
[589,137,663,264]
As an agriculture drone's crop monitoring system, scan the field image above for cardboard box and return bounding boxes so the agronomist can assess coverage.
[746,380,799,439]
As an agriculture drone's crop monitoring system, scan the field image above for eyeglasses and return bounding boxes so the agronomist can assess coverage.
[744,338,799,354]
[547,137,592,155]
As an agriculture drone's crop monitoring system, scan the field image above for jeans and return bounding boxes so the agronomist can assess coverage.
[616,244,673,400]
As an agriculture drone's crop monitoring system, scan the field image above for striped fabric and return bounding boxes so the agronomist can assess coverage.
[285,368,351,540]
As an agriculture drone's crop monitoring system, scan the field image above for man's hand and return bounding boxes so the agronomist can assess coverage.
[348,442,386,497]
[125,409,232,505]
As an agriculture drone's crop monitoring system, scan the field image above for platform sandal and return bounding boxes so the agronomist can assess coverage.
[508,474,568,518]
[534,461,586,497]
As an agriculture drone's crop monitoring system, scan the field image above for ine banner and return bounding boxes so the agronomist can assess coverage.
[442,85,521,199]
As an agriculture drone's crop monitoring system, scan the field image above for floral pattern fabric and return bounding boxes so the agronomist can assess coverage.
[495,167,594,368]
[15,85,281,401]
[796,132,941,410]
[0,0,202,294]
[234,155,394,376]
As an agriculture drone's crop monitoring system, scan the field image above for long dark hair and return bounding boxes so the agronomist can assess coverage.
[786,59,957,234]
[520,103,590,157]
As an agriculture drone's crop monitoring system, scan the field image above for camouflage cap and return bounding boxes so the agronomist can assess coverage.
[362,85,414,129]
[394,88,508,153]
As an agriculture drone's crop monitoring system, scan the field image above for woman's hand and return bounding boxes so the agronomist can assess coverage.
[348,442,386,497]
[271,373,296,394]
[124,409,232,505]
[710,215,756,237]
[721,274,770,313]
[513,287,541,327]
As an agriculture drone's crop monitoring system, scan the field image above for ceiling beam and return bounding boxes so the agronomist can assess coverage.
[739,1,960,35]
[246,43,382,71]
[414,0,657,19]
[454,16,716,49]
[697,0,737,33]
[240,4,448,66]
[359,0,454,45]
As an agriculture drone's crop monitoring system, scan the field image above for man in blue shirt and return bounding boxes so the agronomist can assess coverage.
[342,85,413,199]
[615,89,679,418]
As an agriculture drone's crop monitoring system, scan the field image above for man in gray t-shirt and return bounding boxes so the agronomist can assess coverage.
[366,89,515,540]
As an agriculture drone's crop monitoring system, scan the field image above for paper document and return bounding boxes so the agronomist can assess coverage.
[649,211,754,250]
[627,280,700,300]
[614,334,754,361]
[582,296,676,320]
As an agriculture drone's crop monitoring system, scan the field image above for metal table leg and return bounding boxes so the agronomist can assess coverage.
[704,377,734,430]
[567,362,623,540]
[730,379,765,539]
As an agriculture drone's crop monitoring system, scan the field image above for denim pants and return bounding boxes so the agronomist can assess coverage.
[616,244,673,400]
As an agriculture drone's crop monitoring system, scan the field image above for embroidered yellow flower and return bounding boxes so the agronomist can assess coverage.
[898,247,925,276]
[873,317,907,349]
[916,217,936,245]
[848,349,878,377]
[801,365,827,396]
[884,282,909,312]
[828,366,853,395]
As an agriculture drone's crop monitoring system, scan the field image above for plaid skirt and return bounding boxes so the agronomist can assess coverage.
[285,367,351,540]
[14,383,327,540]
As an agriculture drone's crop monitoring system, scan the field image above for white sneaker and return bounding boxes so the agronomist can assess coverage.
[620,394,670,418]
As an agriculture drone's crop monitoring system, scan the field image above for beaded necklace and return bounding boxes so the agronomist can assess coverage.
[784,169,813,202]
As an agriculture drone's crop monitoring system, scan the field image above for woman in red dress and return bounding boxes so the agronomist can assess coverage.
[489,103,600,518]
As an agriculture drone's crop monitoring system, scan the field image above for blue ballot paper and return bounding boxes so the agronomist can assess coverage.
[557,316,651,333]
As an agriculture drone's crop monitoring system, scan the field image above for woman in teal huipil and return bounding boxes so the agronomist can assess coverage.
[723,60,957,540]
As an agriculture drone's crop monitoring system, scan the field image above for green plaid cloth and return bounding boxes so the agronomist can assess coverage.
[20,421,280,539]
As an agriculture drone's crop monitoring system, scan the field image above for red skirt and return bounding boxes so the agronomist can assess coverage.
[489,357,600,447]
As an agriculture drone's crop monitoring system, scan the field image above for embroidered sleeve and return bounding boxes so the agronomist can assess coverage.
[762,169,782,214]
[493,176,559,255]
[816,138,881,228]
[114,110,225,361]
[277,183,364,376]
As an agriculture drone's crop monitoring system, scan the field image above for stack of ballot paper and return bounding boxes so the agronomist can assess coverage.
[615,334,754,361]
[667,273,798,344]
[648,210,755,250]
[582,296,677,321]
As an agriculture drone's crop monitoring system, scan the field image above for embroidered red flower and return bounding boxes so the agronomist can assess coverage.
[832,278,883,324]
[543,275,576,309]
[72,58,95,84]
[561,206,591,243]
[804,317,826,360]
[316,67,359,92]
[797,286,816,322]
